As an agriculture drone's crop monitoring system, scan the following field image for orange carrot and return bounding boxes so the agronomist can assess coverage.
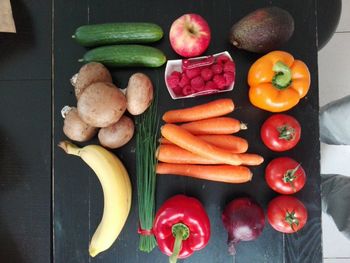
[158,137,173,144]
[180,117,247,135]
[157,144,219,164]
[194,135,248,153]
[238,153,264,166]
[161,124,242,165]
[156,163,252,183]
[162,98,234,123]
[160,134,248,153]
[157,144,263,165]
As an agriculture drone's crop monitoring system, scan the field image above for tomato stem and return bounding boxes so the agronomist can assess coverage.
[283,164,300,192]
[285,211,299,231]
[277,125,295,141]
[272,61,292,90]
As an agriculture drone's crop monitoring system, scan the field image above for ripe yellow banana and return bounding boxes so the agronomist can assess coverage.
[59,141,132,257]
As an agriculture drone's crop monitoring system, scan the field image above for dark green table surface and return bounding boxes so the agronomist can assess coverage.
[0,1,321,262]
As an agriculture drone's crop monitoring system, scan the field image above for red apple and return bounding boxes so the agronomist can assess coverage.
[169,14,211,58]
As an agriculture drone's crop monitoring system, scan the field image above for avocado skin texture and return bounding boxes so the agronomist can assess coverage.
[229,6,294,53]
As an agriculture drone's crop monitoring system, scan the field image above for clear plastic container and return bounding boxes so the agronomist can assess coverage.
[164,51,235,99]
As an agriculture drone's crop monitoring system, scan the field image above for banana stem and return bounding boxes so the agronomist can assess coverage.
[58,141,82,156]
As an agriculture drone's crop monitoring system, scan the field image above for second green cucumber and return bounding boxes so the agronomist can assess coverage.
[79,45,167,68]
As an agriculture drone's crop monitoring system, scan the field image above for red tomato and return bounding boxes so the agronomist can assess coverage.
[261,114,301,152]
[265,157,306,194]
[267,195,307,233]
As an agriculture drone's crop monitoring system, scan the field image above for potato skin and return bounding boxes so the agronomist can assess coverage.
[77,82,127,128]
[63,107,98,142]
[72,62,112,99]
[98,115,134,149]
[126,73,153,115]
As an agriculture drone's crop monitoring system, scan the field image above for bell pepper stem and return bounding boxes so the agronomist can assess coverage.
[272,61,292,90]
[169,231,183,263]
[169,223,190,263]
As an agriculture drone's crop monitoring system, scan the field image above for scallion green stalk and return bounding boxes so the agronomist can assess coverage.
[135,90,159,252]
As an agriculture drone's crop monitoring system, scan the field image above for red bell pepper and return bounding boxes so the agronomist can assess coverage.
[153,195,210,263]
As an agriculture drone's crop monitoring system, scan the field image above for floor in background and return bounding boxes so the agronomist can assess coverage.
[319,0,350,261]
[324,259,350,263]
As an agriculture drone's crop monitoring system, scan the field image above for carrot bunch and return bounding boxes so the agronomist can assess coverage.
[156,98,264,184]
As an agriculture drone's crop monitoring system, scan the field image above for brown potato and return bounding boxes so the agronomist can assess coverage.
[71,62,112,100]
[62,106,98,142]
[126,73,153,115]
[98,115,134,149]
[77,82,127,128]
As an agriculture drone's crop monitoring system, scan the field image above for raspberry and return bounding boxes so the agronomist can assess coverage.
[167,75,180,88]
[216,54,230,64]
[182,85,194,96]
[211,64,223,75]
[185,68,201,79]
[191,76,205,91]
[172,85,183,96]
[223,61,235,73]
[224,72,235,86]
[178,74,190,88]
[171,70,182,78]
[213,75,227,89]
[200,67,213,81]
[205,81,218,90]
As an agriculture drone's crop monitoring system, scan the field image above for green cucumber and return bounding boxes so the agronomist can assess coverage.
[79,45,167,68]
[72,23,164,47]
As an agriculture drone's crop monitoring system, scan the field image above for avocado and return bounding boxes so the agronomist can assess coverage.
[229,7,294,53]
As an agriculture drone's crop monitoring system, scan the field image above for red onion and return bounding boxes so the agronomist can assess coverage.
[222,197,265,255]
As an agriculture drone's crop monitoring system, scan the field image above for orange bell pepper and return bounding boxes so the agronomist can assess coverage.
[248,51,310,112]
